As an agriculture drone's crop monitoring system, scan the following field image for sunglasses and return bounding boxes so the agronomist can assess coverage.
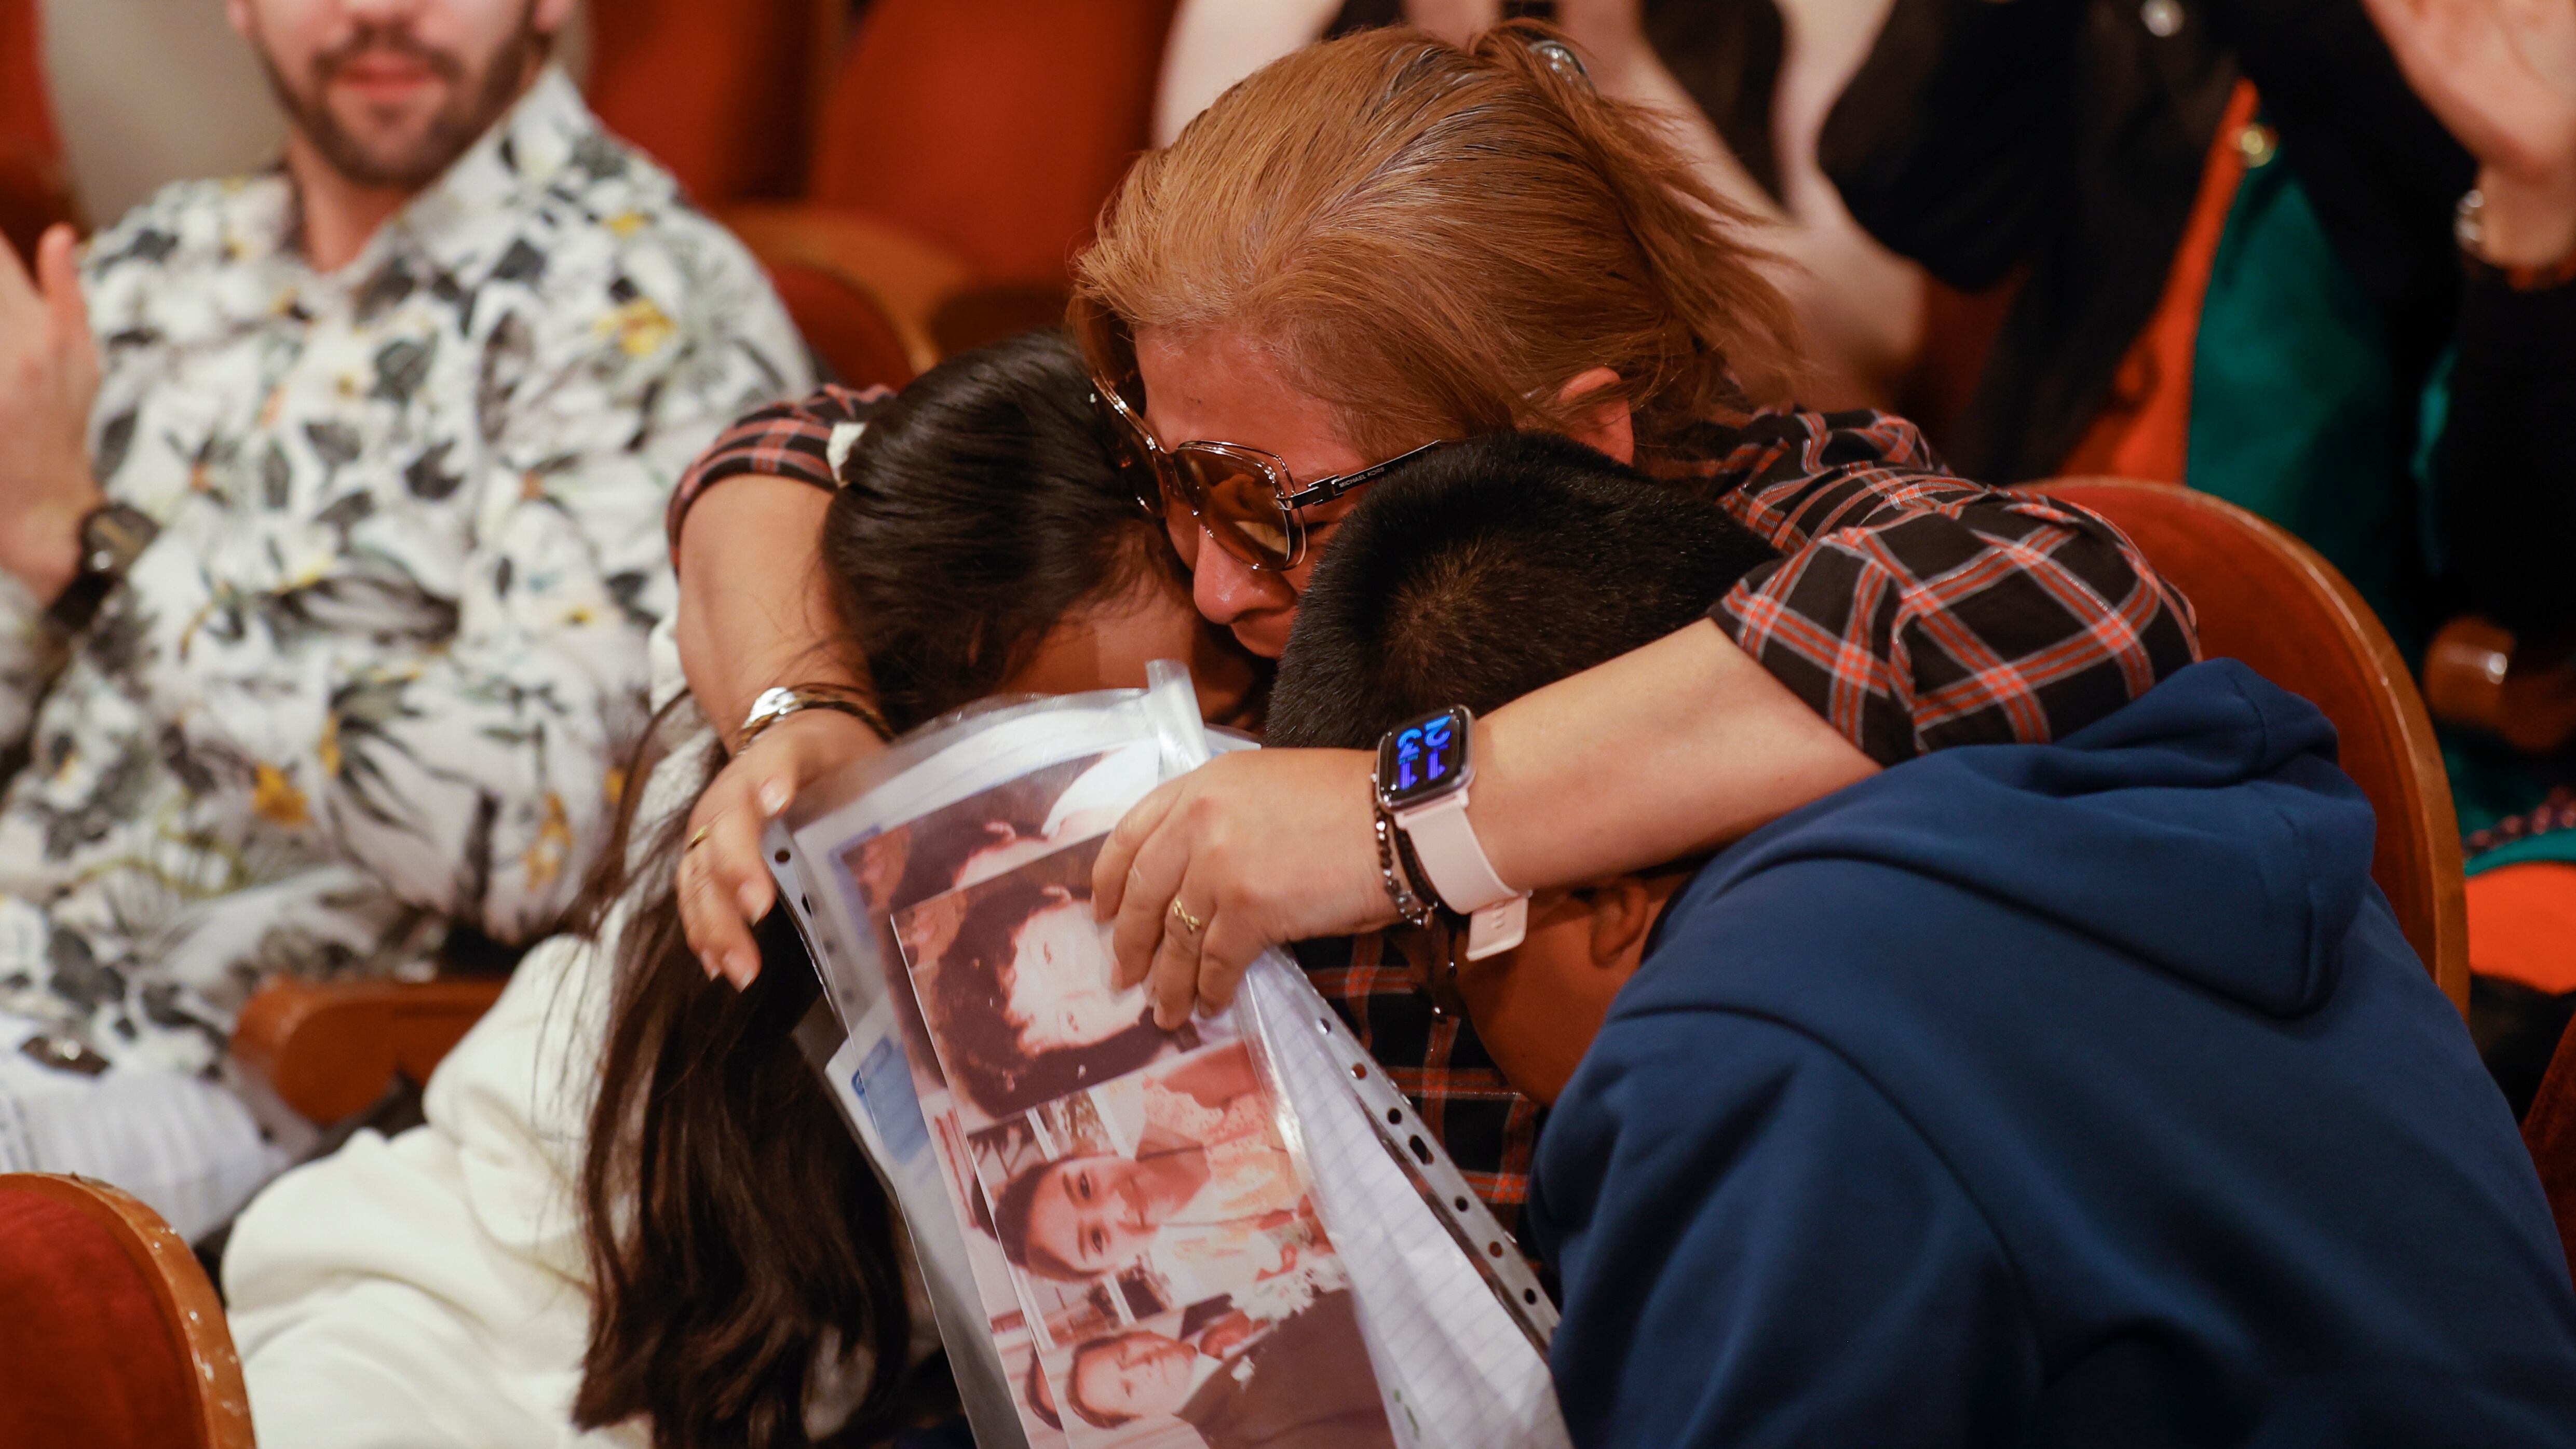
[1074,297,1446,572]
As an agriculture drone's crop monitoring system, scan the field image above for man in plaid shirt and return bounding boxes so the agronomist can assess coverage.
[668,382,2199,1247]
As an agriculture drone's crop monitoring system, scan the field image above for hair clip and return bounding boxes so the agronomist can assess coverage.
[1528,38,1593,88]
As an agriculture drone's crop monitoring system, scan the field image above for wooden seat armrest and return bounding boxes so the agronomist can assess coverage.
[2423,615,2576,757]
[720,203,973,376]
[232,977,508,1124]
[720,202,1074,375]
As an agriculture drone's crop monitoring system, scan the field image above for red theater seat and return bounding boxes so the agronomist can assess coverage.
[768,260,918,390]
[2523,1024,2576,1285]
[0,0,76,262]
[2032,478,2470,1012]
[584,0,833,207]
[807,0,1181,289]
[721,0,1179,374]
[233,975,508,1125]
[0,1174,253,1449]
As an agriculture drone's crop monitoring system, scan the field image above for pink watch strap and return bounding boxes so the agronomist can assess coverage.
[1393,792,1529,959]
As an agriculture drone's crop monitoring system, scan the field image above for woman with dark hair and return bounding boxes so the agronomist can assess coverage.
[921,873,1172,1119]
[222,330,1260,1449]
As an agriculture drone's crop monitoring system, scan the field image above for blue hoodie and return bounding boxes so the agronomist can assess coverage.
[1530,661,2576,1447]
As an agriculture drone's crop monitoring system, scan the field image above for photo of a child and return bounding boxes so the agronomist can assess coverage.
[896,833,1225,1126]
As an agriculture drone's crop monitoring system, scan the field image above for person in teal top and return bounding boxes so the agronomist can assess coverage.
[1821,0,2576,850]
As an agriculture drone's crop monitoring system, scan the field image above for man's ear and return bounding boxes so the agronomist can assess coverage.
[1554,366,1635,465]
[1570,875,1659,972]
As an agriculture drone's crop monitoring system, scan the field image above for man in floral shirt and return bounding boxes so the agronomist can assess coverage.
[0,0,805,1235]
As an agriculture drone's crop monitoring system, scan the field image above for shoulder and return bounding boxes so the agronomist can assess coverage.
[561,138,771,297]
[82,173,288,302]
[480,110,795,365]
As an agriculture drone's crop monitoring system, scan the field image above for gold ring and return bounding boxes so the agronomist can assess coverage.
[1169,899,1205,936]
[686,825,711,851]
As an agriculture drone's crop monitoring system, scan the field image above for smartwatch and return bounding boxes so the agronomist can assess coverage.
[46,502,159,636]
[1374,705,1529,960]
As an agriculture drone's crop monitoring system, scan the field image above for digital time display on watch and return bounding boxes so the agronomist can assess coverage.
[1377,705,1472,810]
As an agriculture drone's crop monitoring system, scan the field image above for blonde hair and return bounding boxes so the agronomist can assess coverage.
[1075,22,1802,461]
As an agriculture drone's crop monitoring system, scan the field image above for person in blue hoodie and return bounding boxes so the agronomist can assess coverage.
[1266,432,2576,1446]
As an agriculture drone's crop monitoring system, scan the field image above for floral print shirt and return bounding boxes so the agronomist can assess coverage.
[0,69,808,1073]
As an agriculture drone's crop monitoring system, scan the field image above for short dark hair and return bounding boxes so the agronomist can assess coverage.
[1066,1333,1159,1429]
[1267,432,1778,749]
[926,874,1166,1120]
[991,1157,1089,1281]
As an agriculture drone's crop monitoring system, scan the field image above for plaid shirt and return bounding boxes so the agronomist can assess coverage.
[675,389,2204,1232]
[665,383,892,559]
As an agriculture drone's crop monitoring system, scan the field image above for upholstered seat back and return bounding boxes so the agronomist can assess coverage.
[2035,479,2469,1009]
[0,1174,253,1449]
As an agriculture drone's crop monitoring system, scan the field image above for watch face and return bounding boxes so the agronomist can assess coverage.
[1377,706,1471,810]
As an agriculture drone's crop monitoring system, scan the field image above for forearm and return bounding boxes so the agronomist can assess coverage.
[673,474,864,746]
[1472,620,1879,891]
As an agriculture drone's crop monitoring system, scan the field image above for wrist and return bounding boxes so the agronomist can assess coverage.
[0,491,100,606]
[738,689,889,755]
[2467,165,2576,270]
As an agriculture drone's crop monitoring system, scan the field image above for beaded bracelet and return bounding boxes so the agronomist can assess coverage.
[1372,806,1438,929]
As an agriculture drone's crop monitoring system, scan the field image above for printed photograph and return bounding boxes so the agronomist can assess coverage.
[968,1041,1340,1316]
[893,832,1227,1127]
[1022,1287,1398,1449]
[840,744,1162,1101]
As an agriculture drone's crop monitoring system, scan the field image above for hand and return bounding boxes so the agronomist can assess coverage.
[2363,0,2576,262]
[1093,748,1395,1028]
[677,707,885,986]
[0,224,103,601]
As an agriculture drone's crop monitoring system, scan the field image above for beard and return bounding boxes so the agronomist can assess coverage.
[259,8,543,193]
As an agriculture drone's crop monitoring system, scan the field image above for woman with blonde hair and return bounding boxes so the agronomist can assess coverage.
[665,23,2196,1236]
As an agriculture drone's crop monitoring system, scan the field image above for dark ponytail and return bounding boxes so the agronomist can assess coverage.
[573,766,913,1448]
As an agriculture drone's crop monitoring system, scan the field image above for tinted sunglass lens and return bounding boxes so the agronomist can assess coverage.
[1179,453,1294,568]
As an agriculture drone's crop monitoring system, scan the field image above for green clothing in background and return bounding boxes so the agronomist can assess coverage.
[2184,138,2563,863]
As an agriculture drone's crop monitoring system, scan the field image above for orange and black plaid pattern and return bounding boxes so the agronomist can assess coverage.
[1662,408,2201,763]
[679,391,2201,764]
[1292,930,1550,1249]
[665,383,893,561]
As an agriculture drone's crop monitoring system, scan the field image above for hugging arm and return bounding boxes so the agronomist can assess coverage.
[666,387,889,983]
[1704,410,2202,761]
[1096,411,2200,1025]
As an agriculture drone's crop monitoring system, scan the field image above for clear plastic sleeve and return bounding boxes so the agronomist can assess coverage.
[770,665,1567,1448]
